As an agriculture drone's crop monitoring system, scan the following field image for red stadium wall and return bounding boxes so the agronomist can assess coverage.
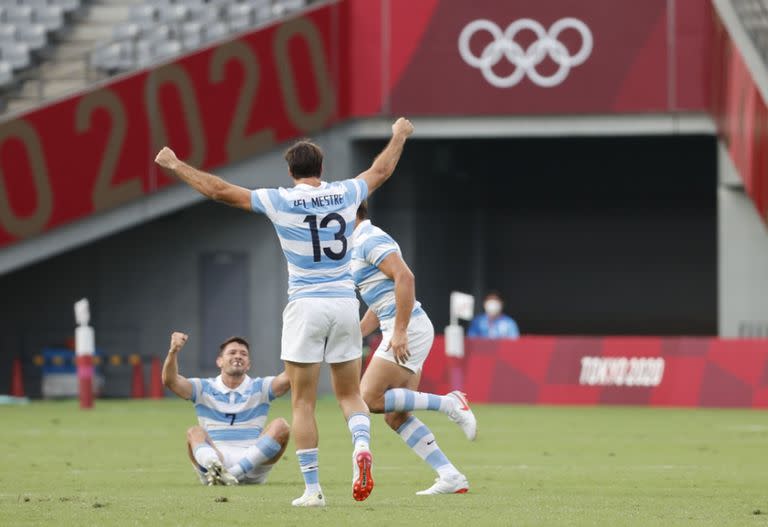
[711,10,768,225]
[0,0,714,249]
[419,336,768,408]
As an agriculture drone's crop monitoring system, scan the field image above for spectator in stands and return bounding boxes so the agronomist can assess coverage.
[467,291,520,339]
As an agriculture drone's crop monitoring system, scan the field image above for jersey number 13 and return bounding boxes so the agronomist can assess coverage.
[303,213,347,262]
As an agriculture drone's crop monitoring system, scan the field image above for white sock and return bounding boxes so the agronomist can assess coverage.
[192,443,218,469]
[347,412,371,451]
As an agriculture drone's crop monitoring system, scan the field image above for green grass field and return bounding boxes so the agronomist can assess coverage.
[1,399,767,526]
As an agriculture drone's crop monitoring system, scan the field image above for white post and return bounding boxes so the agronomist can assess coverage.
[445,291,475,390]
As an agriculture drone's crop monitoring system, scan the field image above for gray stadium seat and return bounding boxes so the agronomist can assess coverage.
[112,22,140,41]
[0,42,30,69]
[226,3,252,32]
[0,25,16,43]
[5,6,33,25]
[0,60,13,86]
[180,21,202,49]
[129,5,157,25]
[187,3,218,25]
[207,0,233,11]
[177,0,205,10]
[135,40,152,67]
[158,4,188,24]
[274,0,305,15]
[17,22,46,50]
[145,24,172,46]
[202,20,227,43]
[52,0,80,14]
[33,5,63,32]
[152,39,181,61]
[253,4,273,23]
[21,0,50,8]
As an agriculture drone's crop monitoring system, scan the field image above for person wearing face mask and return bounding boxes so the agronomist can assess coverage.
[467,292,520,339]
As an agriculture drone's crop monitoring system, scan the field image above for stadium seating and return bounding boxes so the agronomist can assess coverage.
[90,0,309,74]
[732,0,768,66]
[0,0,308,114]
[0,0,84,108]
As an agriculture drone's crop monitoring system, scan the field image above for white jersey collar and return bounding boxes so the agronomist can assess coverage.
[213,374,252,395]
[294,181,327,191]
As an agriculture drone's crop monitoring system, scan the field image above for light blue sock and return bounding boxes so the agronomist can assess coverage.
[297,448,320,493]
[384,389,454,414]
[396,416,459,478]
[229,435,282,479]
[348,412,371,450]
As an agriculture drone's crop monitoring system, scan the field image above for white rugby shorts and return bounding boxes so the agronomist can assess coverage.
[374,313,434,373]
[281,297,363,364]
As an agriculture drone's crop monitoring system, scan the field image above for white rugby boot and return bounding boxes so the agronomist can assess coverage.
[291,489,326,507]
[204,459,239,486]
[416,473,470,495]
[446,391,477,440]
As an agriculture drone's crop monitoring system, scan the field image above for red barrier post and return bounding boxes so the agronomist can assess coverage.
[130,355,145,399]
[76,354,93,409]
[149,357,163,399]
[10,357,24,397]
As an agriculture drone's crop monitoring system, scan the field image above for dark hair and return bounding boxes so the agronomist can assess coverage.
[218,336,250,356]
[484,290,503,301]
[284,140,323,179]
[356,200,369,221]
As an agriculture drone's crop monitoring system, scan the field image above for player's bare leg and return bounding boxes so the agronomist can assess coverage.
[361,358,469,495]
[186,426,237,486]
[285,361,325,507]
[330,358,374,501]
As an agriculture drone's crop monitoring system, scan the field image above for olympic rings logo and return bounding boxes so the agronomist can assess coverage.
[458,18,593,88]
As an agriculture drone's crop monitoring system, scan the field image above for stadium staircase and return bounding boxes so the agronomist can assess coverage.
[4,0,133,114]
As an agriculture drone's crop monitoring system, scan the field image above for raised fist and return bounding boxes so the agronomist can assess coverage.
[170,332,188,353]
[392,117,414,138]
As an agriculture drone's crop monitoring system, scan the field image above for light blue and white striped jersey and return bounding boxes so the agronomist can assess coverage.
[251,180,368,301]
[350,219,424,323]
[188,375,275,448]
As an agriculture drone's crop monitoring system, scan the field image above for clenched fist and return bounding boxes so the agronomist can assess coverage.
[169,332,188,354]
[155,147,179,170]
[392,117,414,138]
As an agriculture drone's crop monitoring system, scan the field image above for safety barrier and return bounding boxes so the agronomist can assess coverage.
[420,336,768,408]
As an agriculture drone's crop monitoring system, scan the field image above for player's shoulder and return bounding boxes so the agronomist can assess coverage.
[329,178,365,194]
[356,220,388,239]
[244,375,270,394]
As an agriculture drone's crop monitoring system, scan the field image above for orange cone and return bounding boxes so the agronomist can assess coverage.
[130,355,145,399]
[149,357,163,399]
[10,357,24,397]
